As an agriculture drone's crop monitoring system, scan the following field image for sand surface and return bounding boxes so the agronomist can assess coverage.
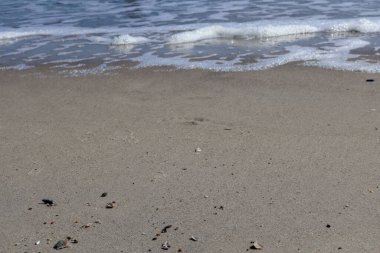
[1,65,380,252]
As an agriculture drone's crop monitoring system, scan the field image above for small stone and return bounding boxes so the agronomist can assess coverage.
[195,147,202,153]
[190,236,198,241]
[42,199,55,206]
[106,201,117,209]
[100,192,108,197]
[53,239,68,250]
[161,241,170,250]
[178,248,183,252]
[326,224,331,228]
[71,239,78,244]
[366,79,375,82]
[250,241,263,250]
[94,220,101,224]
[35,241,40,245]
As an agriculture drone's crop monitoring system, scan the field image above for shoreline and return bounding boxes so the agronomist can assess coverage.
[1,65,380,252]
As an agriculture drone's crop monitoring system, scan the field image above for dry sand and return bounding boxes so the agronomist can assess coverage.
[1,65,380,252]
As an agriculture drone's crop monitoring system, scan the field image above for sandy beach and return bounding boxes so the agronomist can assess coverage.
[1,65,380,252]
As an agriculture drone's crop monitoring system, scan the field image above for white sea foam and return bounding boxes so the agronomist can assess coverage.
[111,34,149,45]
[169,18,380,44]
[0,27,111,41]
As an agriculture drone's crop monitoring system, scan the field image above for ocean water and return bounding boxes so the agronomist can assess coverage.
[2,0,380,74]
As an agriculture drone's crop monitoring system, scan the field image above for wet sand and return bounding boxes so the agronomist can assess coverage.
[1,65,380,252]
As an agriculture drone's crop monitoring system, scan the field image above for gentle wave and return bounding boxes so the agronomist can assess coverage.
[169,18,380,44]
[2,18,380,45]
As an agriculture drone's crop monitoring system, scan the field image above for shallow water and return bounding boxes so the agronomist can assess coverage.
[1,0,380,74]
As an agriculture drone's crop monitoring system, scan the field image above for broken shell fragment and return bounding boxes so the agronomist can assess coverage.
[161,241,170,250]
[190,236,198,241]
[250,241,263,250]
[161,225,172,233]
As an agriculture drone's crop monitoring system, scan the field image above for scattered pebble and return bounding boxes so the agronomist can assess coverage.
[53,239,69,250]
[94,220,102,224]
[100,192,108,197]
[178,248,183,252]
[326,224,331,228]
[35,241,40,245]
[161,241,170,250]
[71,239,78,244]
[42,199,55,206]
[81,223,92,228]
[195,147,202,153]
[249,241,263,250]
[106,201,117,209]
[190,236,198,241]
[161,225,172,233]
[194,117,204,122]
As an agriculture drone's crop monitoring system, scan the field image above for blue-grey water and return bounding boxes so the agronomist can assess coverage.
[2,0,380,74]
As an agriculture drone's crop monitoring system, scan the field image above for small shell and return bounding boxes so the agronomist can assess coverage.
[250,241,263,250]
[106,201,117,209]
[161,241,170,250]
